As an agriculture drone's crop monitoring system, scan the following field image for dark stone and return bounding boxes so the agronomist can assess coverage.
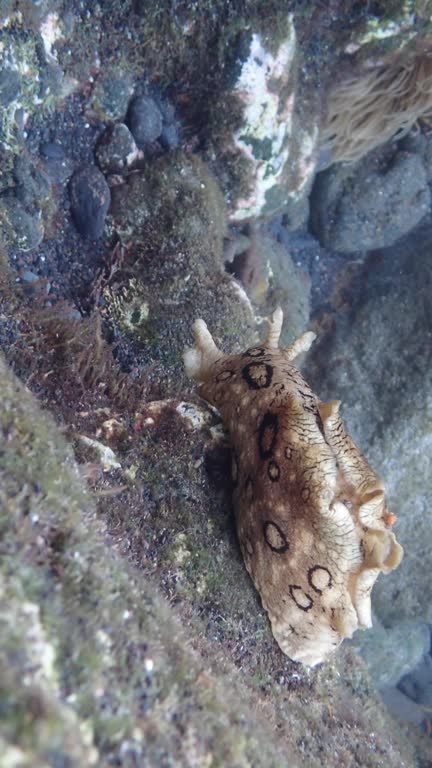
[13,156,52,209]
[21,270,39,284]
[156,97,175,124]
[127,95,163,148]
[0,68,21,106]
[69,166,111,240]
[40,143,73,185]
[160,122,179,150]
[40,142,65,160]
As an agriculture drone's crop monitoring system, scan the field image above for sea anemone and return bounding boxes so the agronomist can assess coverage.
[321,51,432,164]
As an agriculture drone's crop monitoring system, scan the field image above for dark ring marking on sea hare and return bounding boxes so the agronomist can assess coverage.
[242,362,273,390]
[307,565,333,594]
[216,369,235,382]
[242,347,266,358]
[258,412,278,459]
[268,460,280,481]
[263,521,289,553]
[289,585,314,611]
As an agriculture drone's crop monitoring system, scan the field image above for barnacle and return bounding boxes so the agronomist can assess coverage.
[321,52,432,164]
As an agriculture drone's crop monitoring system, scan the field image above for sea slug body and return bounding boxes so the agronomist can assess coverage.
[183,309,403,666]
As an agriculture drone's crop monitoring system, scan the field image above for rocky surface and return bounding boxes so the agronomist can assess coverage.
[1,1,432,765]
[127,95,163,148]
[69,166,111,240]
[311,149,431,252]
[305,224,432,629]
[350,620,431,690]
[0,355,418,768]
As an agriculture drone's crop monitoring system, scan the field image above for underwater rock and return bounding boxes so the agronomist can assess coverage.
[40,142,74,185]
[13,155,52,210]
[399,651,432,709]
[305,225,432,625]
[311,150,431,252]
[216,17,319,222]
[0,351,415,767]
[69,165,111,240]
[160,121,179,150]
[0,12,68,152]
[0,354,285,766]
[90,68,134,121]
[127,95,163,148]
[40,141,66,160]
[0,194,44,250]
[107,152,255,378]
[95,123,140,174]
[350,620,430,689]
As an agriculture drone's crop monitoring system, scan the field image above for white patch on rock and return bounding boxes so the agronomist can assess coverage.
[40,12,63,62]
[230,21,297,220]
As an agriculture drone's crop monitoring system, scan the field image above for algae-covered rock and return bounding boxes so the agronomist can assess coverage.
[209,16,319,224]
[1,344,414,768]
[0,195,44,251]
[0,319,418,768]
[107,152,256,378]
[89,68,134,121]
[0,353,295,767]
[0,14,67,153]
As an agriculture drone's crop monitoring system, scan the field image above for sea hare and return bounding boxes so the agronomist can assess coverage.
[184,308,403,666]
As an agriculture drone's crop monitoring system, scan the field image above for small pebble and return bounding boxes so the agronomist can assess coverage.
[157,97,175,124]
[69,166,111,240]
[40,142,65,160]
[21,270,39,283]
[95,124,139,174]
[127,95,163,147]
[160,123,179,150]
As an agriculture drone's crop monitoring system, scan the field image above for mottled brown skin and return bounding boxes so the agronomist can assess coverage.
[183,310,403,666]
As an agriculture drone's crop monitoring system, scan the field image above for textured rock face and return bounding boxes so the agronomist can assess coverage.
[106,152,255,378]
[305,225,432,625]
[0,355,292,767]
[69,166,111,240]
[0,353,415,768]
[311,150,431,252]
[1,0,432,763]
[220,18,319,224]
[350,620,431,689]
